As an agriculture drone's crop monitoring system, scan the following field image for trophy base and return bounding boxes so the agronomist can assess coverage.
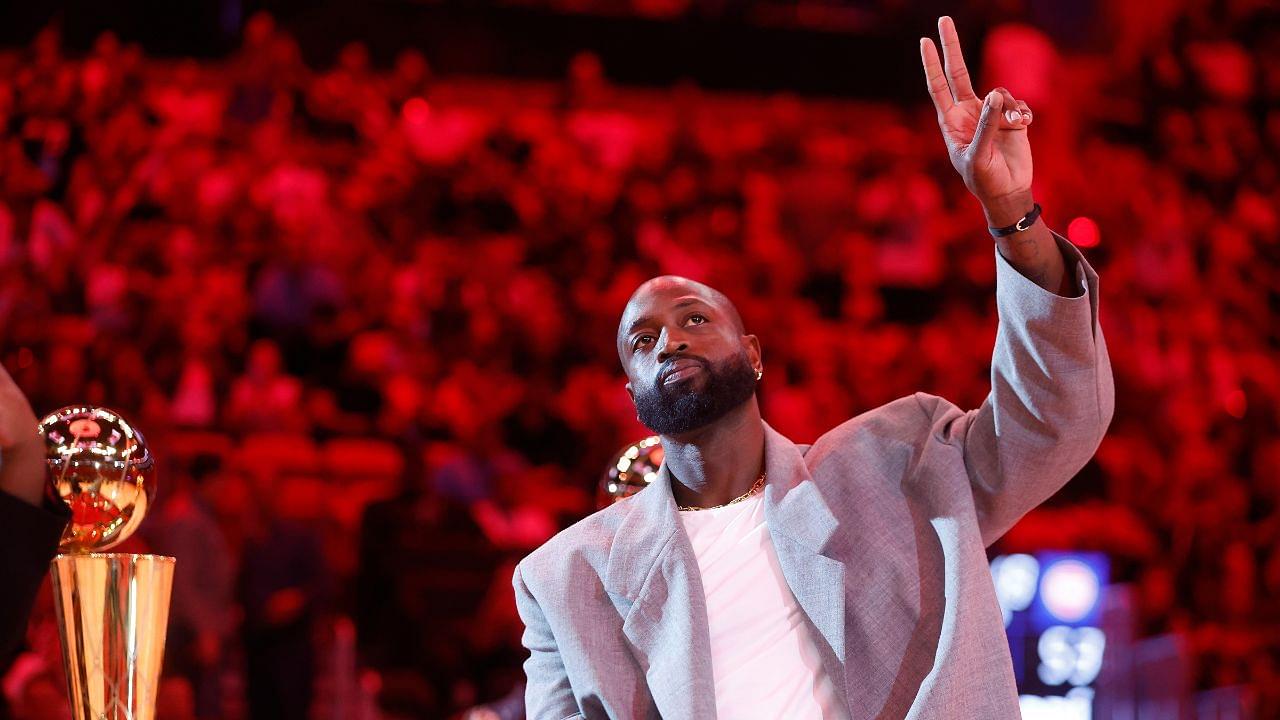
[50,553,175,720]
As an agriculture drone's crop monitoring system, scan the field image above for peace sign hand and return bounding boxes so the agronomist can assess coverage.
[920,16,1034,207]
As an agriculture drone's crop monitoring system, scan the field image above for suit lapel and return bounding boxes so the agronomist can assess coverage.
[604,464,717,720]
[765,422,932,719]
[760,424,850,684]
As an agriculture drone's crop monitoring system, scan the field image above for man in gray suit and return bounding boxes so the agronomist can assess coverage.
[514,16,1114,719]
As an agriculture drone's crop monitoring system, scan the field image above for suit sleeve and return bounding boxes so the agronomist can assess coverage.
[0,490,70,667]
[513,562,584,720]
[917,230,1115,546]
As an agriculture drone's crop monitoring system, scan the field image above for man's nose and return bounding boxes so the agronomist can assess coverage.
[656,328,689,362]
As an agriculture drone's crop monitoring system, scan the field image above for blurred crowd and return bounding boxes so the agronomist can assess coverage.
[0,2,1277,718]
[486,0,878,28]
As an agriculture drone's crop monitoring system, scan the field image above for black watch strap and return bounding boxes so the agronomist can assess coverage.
[988,202,1042,237]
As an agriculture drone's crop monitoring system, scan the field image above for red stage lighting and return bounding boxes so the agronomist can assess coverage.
[1067,217,1100,248]
[402,97,431,124]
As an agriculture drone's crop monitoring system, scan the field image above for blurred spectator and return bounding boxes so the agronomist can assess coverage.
[238,476,327,720]
[155,676,199,720]
[357,442,503,716]
[142,453,234,720]
[7,672,67,720]
[225,339,305,433]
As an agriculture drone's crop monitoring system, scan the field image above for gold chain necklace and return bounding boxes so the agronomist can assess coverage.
[677,471,766,512]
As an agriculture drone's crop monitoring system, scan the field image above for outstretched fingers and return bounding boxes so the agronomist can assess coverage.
[920,38,953,114]
[938,16,978,102]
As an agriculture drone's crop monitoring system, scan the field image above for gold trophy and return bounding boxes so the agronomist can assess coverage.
[39,406,173,720]
[598,435,663,508]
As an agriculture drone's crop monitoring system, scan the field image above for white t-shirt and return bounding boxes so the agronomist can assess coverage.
[678,493,849,719]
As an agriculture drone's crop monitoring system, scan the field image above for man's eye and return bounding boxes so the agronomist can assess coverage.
[687,314,707,325]
[633,335,653,351]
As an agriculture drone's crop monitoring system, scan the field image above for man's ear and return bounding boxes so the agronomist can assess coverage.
[744,334,763,373]
[624,381,634,403]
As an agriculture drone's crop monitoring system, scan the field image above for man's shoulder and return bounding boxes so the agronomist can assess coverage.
[808,391,940,456]
[515,490,636,586]
[797,392,968,532]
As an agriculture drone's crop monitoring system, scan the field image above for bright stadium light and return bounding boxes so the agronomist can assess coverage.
[992,554,1041,627]
[1020,688,1094,720]
[994,554,1040,609]
[1039,559,1100,624]
[1037,625,1107,687]
[1068,627,1106,686]
[1037,626,1075,686]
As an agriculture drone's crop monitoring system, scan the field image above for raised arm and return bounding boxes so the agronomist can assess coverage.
[921,16,1075,297]
[916,18,1114,544]
[916,230,1114,545]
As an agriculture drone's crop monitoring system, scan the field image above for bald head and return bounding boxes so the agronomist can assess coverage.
[616,276,745,360]
[616,276,762,436]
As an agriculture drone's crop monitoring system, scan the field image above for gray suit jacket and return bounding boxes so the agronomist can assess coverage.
[515,232,1114,719]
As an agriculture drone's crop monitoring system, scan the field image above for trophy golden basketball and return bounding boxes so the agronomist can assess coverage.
[598,435,663,508]
[40,406,173,720]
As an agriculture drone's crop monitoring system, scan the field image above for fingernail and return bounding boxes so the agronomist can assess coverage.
[1006,110,1018,123]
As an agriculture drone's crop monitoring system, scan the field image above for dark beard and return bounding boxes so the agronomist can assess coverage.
[634,351,758,436]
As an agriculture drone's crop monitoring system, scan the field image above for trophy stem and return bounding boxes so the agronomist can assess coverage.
[50,553,175,720]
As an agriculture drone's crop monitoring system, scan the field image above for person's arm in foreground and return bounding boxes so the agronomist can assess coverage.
[919,17,1115,544]
[513,562,583,720]
[0,362,69,665]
